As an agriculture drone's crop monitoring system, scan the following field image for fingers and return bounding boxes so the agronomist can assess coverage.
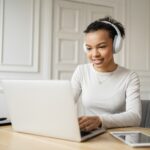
[85,123,96,131]
[78,116,88,124]
[79,116,89,130]
[78,116,102,132]
[85,118,100,131]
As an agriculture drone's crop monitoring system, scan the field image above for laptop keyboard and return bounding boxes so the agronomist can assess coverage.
[80,131,92,137]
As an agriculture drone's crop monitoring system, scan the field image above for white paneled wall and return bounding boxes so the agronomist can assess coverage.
[125,0,150,99]
[0,0,40,72]
[52,0,124,79]
[52,0,86,79]
[0,0,150,118]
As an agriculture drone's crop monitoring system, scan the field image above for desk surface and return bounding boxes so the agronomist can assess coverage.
[0,126,150,150]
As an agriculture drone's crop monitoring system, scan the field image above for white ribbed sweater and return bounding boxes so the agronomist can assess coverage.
[71,63,142,128]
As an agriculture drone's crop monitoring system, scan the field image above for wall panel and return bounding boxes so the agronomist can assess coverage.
[126,0,150,99]
[0,0,40,72]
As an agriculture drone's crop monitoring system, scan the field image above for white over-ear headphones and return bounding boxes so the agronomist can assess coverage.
[83,21,123,54]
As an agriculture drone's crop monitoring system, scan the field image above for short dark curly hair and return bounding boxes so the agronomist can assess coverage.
[84,16,125,40]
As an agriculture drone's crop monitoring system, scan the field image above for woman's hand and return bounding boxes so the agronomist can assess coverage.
[78,116,102,132]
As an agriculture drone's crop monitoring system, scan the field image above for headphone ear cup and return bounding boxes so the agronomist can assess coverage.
[113,35,122,53]
[113,35,117,53]
[83,43,87,53]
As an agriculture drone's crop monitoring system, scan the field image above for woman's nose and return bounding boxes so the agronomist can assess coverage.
[92,48,100,57]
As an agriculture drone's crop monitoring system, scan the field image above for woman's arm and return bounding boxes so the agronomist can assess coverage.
[100,72,142,128]
[71,66,82,103]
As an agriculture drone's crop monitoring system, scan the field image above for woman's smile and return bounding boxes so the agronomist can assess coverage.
[92,58,104,65]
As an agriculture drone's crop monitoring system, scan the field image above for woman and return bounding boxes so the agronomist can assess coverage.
[71,16,141,131]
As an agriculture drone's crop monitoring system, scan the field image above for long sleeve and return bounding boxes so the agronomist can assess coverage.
[100,72,142,128]
[71,64,142,129]
[71,66,82,102]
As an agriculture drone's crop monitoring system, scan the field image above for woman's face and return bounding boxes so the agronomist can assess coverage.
[85,29,116,72]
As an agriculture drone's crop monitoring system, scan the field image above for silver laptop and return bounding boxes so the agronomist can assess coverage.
[2,80,105,142]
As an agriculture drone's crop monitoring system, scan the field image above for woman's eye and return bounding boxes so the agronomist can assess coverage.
[87,47,92,51]
[98,45,106,49]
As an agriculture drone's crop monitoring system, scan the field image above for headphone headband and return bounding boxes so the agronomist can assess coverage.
[101,21,121,37]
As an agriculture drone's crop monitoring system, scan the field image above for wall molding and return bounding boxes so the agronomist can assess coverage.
[0,0,4,64]
[0,0,40,72]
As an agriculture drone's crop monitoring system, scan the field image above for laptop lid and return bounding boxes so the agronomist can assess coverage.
[2,80,105,142]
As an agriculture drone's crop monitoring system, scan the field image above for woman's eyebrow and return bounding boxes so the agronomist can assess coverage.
[86,42,106,47]
[97,42,107,45]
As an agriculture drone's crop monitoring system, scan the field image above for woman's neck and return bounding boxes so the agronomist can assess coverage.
[93,62,118,72]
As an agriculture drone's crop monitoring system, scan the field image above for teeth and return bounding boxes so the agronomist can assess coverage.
[93,59,103,64]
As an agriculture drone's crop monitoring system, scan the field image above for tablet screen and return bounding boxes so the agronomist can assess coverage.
[111,131,150,147]
[117,132,150,143]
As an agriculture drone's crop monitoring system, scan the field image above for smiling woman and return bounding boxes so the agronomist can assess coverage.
[85,30,116,72]
[71,16,141,131]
